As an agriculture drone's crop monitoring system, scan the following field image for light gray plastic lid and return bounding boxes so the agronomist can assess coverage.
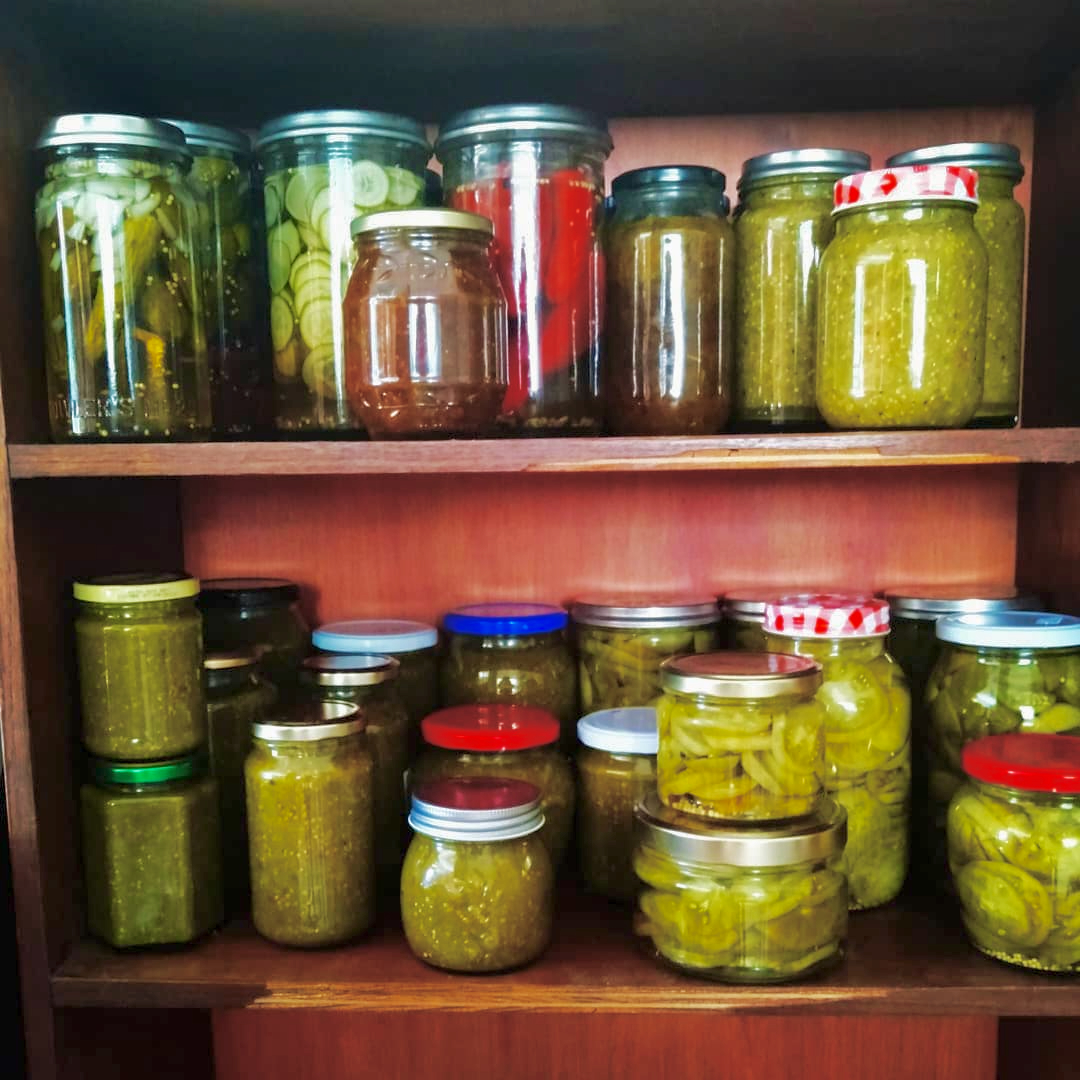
[314,619,438,653]
[739,148,871,189]
[160,119,251,157]
[409,777,545,841]
[36,114,191,162]
[885,142,1024,180]
[436,104,612,155]
[935,612,1080,649]
[577,707,658,755]
[255,110,429,152]
[885,585,1041,620]
[571,594,719,629]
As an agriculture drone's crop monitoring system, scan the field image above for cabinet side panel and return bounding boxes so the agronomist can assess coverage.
[1016,463,1080,613]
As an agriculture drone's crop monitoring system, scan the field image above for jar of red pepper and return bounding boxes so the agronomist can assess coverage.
[435,105,612,434]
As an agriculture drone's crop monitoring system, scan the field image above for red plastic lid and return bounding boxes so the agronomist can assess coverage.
[834,164,978,212]
[412,776,541,812]
[765,593,890,638]
[421,704,560,751]
[962,734,1080,794]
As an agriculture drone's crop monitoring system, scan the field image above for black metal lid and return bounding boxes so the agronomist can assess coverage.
[199,577,300,609]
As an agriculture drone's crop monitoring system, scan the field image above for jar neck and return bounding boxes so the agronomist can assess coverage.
[429,745,553,760]
[768,631,886,661]
[974,171,1019,199]
[835,201,976,232]
[254,733,363,757]
[674,688,812,709]
[97,776,197,796]
[302,678,392,703]
[740,175,837,206]
[946,642,1073,659]
[455,631,560,648]
[612,184,725,221]
[972,777,1079,810]
[358,227,490,253]
[206,667,259,695]
[79,597,198,619]
[45,148,184,179]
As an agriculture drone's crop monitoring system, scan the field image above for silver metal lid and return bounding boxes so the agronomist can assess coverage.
[885,142,1024,181]
[611,166,726,193]
[255,110,429,152]
[253,701,363,742]
[36,114,192,162]
[351,208,493,238]
[204,649,259,671]
[738,148,871,189]
[660,651,821,699]
[300,654,400,686]
[884,585,1041,621]
[160,119,251,158]
[636,793,846,867]
[435,104,612,156]
[409,777,545,841]
[571,594,720,629]
[720,589,774,622]
[577,707,658,755]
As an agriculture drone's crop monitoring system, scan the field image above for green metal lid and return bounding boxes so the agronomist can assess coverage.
[74,572,199,604]
[90,755,199,784]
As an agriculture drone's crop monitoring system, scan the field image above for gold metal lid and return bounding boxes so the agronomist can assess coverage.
[660,651,821,699]
[300,654,400,686]
[74,572,199,604]
[253,701,364,742]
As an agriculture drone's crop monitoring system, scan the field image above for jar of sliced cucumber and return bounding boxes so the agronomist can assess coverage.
[255,111,431,434]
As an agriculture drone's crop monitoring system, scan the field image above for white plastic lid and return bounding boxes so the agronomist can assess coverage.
[936,611,1080,649]
[577,707,658,755]
[313,619,438,654]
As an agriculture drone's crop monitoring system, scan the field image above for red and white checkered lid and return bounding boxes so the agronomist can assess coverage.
[764,593,890,638]
[833,164,979,213]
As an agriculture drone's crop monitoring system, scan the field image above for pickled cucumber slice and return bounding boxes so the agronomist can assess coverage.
[273,336,300,379]
[285,171,317,223]
[297,222,322,252]
[268,221,301,293]
[264,184,281,228]
[771,704,825,775]
[352,160,390,208]
[955,861,1053,949]
[270,294,296,352]
[289,250,332,294]
[386,166,423,207]
[317,207,336,253]
[302,343,338,398]
[308,188,331,233]
[294,276,333,316]
[299,299,334,351]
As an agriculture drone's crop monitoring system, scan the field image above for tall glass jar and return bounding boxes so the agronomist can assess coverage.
[733,149,870,430]
[604,166,733,435]
[343,209,508,438]
[817,165,988,428]
[765,594,910,909]
[721,590,772,651]
[437,105,612,434]
[886,143,1025,426]
[34,114,211,440]
[255,111,430,434]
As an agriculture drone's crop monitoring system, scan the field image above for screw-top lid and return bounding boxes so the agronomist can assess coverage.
[74,572,199,604]
[962,734,1080,794]
[351,208,492,238]
[739,148,871,190]
[435,104,612,155]
[199,578,300,609]
[443,602,568,636]
[765,594,890,638]
[883,585,1041,621]
[935,611,1080,649]
[409,777,545,841]
[720,588,788,623]
[885,142,1024,182]
[253,701,363,742]
[204,649,260,671]
[36,114,192,162]
[577,707,658,755]
[834,165,978,213]
[313,618,438,654]
[89,754,200,785]
[255,110,429,152]
[611,166,726,193]
[300,653,399,686]
[660,651,822,699]
[422,704,560,752]
[160,119,251,158]
[570,594,720,629]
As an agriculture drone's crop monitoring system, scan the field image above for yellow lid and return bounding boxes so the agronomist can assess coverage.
[73,572,199,604]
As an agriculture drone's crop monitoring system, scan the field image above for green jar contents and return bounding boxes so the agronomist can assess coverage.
[81,755,223,947]
[414,704,575,868]
[721,590,773,651]
[440,603,577,748]
[817,165,988,428]
[765,595,909,910]
[255,111,430,433]
[633,794,847,982]
[576,707,658,902]
[298,654,410,881]
[74,573,205,761]
[402,778,553,973]
[886,143,1025,427]
[246,702,375,946]
[948,734,1080,972]
[656,652,825,822]
[572,595,721,713]
[204,650,276,915]
[733,148,870,430]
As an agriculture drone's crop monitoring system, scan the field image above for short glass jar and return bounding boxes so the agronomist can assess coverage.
[656,651,825,822]
[35,114,211,441]
[344,208,508,438]
[817,165,988,429]
[765,594,910,910]
[721,590,773,651]
[633,794,847,982]
[733,148,870,431]
[949,734,1080,971]
[81,755,223,947]
[246,702,375,946]
[74,573,205,761]
[576,706,658,902]
[402,777,553,972]
[603,166,733,435]
[413,704,574,867]
[572,594,721,713]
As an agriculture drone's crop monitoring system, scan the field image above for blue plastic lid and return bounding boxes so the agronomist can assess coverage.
[936,611,1080,649]
[313,619,437,654]
[443,602,568,636]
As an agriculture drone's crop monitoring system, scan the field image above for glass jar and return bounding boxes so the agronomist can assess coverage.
[572,594,721,712]
[765,594,910,910]
[402,777,553,972]
[437,104,612,434]
[656,651,825,822]
[34,114,211,440]
[633,794,847,982]
[440,602,577,747]
[165,120,271,436]
[886,143,1025,427]
[81,755,223,947]
[576,706,658,902]
[298,654,410,881]
[255,110,431,434]
[343,209,508,438]
[413,704,574,867]
[733,148,870,430]
[720,590,774,651]
[204,649,277,915]
[603,166,733,435]
[246,702,375,946]
[949,734,1080,971]
[199,578,310,693]
[74,573,205,760]
[817,165,988,429]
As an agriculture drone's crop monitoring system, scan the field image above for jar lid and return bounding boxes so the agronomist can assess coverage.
[765,594,890,638]
[443,602,568,636]
[935,611,1080,649]
[73,572,199,604]
[435,104,612,155]
[199,578,300,608]
[253,701,363,742]
[635,793,846,867]
[963,734,1080,794]
[885,142,1024,181]
[301,653,400,686]
[577,707,658,755]
[89,755,199,785]
[883,585,1041,620]
[36,114,192,162]
[255,110,430,152]
[570,594,719,629]
[739,148,871,189]
[351,208,493,238]
[204,649,259,671]
[611,166,726,193]
[659,651,822,699]
[313,618,438,654]
[409,777,545,841]
[422,704,560,752]
[833,165,979,213]
[160,119,251,157]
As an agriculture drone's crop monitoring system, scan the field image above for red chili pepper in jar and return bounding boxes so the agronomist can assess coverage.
[543,168,597,306]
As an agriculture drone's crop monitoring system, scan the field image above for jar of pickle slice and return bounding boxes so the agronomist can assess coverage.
[402,777,553,972]
[633,794,847,982]
[35,114,211,440]
[572,594,721,713]
[765,594,910,910]
[657,651,825,822]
